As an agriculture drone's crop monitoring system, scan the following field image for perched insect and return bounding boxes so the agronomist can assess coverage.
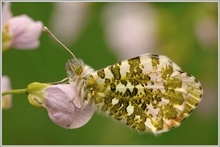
[43,27,203,135]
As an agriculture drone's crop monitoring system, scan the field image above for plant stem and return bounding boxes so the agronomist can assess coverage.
[2,89,27,96]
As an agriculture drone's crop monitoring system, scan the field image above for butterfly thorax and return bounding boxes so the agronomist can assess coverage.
[66,58,94,103]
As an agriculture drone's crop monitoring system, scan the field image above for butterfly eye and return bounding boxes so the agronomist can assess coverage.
[74,66,83,75]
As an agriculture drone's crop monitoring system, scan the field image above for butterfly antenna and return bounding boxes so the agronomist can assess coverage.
[43,26,77,59]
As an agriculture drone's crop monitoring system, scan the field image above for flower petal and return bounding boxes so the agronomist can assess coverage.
[67,102,95,129]
[47,106,75,128]
[8,14,43,49]
[44,84,76,114]
[2,2,13,27]
[44,84,95,129]
[2,75,12,109]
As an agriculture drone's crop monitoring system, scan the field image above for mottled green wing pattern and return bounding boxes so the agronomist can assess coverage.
[86,53,203,134]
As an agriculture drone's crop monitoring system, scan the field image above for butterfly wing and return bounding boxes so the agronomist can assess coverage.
[86,53,203,134]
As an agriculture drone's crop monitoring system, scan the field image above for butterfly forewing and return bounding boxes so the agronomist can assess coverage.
[86,53,202,134]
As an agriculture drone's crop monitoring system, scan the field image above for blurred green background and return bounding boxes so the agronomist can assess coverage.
[2,2,218,145]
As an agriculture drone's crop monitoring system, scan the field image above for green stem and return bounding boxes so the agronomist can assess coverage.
[2,89,27,96]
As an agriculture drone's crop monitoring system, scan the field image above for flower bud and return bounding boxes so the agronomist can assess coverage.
[27,82,50,108]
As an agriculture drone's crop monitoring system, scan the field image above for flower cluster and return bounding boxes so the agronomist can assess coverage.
[2,2,44,109]
[2,2,95,129]
[2,2,43,109]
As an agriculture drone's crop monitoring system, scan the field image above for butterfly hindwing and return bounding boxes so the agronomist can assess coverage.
[86,53,203,134]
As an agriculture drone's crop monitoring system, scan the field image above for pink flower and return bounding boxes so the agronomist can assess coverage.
[2,75,12,109]
[49,2,89,45]
[102,3,158,60]
[195,16,218,49]
[2,2,43,51]
[27,82,95,129]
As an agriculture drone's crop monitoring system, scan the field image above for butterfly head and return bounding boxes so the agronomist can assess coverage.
[66,58,95,83]
[66,58,84,78]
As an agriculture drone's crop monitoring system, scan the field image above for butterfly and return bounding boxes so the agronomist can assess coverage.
[66,53,203,135]
[44,27,203,135]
